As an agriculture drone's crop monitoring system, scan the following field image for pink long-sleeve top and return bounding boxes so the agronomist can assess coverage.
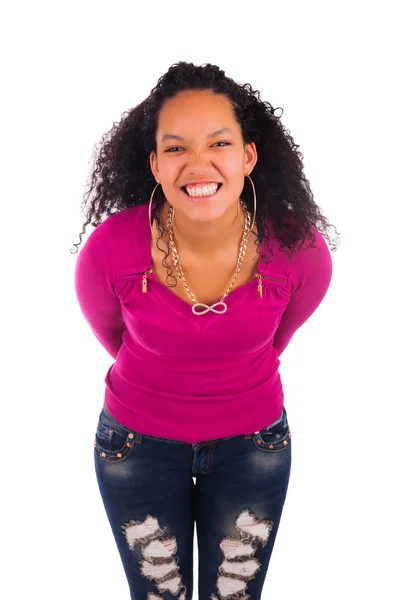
[74,203,333,444]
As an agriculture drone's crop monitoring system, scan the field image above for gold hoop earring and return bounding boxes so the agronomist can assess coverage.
[247,174,257,231]
[238,175,257,231]
[148,182,174,240]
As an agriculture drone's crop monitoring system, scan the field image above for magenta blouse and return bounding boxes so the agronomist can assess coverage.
[74,204,333,443]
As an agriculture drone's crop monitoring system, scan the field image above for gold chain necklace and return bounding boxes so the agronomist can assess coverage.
[167,199,252,315]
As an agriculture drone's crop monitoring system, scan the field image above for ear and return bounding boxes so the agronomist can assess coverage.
[244,142,258,176]
[149,151,160,183]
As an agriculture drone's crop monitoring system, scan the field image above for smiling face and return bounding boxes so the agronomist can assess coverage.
[149,89,257,224]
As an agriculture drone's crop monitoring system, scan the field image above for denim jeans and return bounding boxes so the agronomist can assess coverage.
[94,402,292,600]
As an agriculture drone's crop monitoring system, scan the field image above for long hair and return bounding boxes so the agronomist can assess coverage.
[70,61,340,287]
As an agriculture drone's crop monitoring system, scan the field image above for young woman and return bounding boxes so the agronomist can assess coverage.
[73,61,339,600]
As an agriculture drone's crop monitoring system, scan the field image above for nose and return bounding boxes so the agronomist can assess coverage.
[186,150,214,173]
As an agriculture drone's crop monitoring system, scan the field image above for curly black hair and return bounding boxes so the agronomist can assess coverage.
[70,61,340,288]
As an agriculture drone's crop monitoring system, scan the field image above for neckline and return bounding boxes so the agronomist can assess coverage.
[143,204,264,316]
[147,268,260,315]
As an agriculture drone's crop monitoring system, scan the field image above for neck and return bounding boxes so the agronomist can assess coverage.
[162,202,246,257]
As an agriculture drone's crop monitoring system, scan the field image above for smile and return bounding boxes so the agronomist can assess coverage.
[181,182,223,201]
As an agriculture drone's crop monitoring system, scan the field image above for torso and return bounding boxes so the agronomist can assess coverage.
[150,222,260,307]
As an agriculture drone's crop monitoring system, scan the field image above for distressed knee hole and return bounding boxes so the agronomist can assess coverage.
[235,509,273,547]
[215,509,274,599]
[121,514,165,550]
[121,514,187,599]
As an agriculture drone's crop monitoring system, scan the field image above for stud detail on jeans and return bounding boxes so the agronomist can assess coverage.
[214,510,273,598]
[256,439,273,446]
[121,514,187,599]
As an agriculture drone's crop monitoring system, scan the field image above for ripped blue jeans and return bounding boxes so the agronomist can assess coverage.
[94,402,292,600]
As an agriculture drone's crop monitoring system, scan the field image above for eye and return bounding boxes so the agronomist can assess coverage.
[165,146,184,153]
[165,141,231,153]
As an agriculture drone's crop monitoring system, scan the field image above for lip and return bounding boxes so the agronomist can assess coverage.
[182,183,223,203]
[181,180,222,186]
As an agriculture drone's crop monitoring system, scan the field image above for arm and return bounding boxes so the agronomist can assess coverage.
[272,226,333,357]
[74,218,125,360]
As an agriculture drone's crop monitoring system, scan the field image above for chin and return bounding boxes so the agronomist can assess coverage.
[185,206,228,222]
[175,199,235,219]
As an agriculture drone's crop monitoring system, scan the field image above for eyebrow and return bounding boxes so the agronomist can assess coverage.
[160,127,233,142]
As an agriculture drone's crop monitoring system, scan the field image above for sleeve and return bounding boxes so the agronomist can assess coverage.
[272,226,333,357]
[74,218,125,360]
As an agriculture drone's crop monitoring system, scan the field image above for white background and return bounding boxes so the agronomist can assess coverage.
[2,0,399,598]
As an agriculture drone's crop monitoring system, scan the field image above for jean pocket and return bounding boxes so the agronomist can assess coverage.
[252,406,292,453]
[94,408,135,463]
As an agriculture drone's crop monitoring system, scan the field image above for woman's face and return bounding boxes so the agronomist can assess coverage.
[149,89,257,224]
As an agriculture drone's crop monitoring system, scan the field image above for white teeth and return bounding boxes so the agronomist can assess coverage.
[185,183,219,197]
